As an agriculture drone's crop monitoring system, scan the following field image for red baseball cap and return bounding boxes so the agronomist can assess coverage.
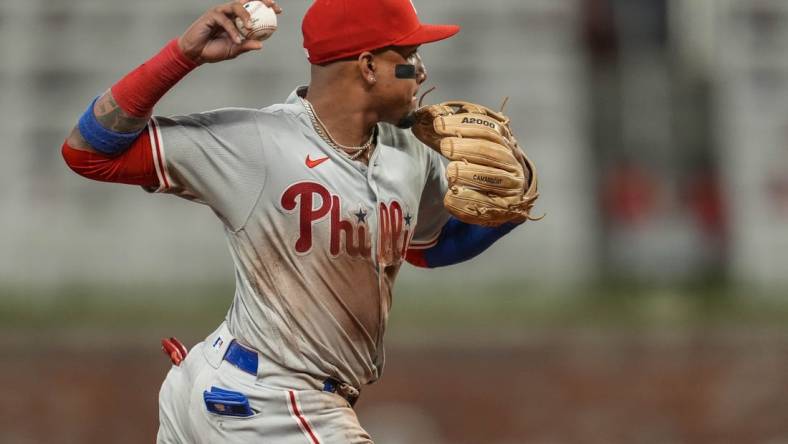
[302,0,460,64]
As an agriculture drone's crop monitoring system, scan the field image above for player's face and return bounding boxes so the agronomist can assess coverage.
[371,45,427,127]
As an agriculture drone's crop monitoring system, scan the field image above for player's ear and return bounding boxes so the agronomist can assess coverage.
[358,52,376,85]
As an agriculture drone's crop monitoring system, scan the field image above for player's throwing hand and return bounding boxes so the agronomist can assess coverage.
[177,0,282,64]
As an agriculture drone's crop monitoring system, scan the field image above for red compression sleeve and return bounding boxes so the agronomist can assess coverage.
[62,132,158,187]
[111,38,198,117]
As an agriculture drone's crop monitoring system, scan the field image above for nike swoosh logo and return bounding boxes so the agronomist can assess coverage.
[306,154,330,169]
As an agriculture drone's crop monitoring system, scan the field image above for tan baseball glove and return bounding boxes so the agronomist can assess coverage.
[411,101,542,227]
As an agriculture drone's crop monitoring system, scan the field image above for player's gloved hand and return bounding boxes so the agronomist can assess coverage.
[178,0,282,64]
[411,101,542,227]
[161,337,189,366]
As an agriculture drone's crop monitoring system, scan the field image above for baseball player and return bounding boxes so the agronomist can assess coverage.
[61,0,539,442]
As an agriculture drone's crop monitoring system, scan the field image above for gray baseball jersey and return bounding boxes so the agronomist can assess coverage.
[148,87,449,389]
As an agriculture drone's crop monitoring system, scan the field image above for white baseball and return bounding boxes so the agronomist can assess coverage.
[235,1,277,41]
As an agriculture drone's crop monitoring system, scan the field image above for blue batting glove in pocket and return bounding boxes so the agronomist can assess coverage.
[204,386,255,417]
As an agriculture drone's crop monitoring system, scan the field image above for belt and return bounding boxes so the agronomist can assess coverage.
[222,341,361,407]
[322,378,361,407]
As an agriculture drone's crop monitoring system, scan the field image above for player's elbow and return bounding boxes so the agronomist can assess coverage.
[62,140,89,179]
[61,139,111,182]
[61,132,158,188]
[62,126,106,180]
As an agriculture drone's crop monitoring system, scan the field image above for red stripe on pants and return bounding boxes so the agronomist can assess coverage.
[289,391,321,444]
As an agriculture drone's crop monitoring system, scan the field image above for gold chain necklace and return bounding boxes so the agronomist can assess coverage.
[300,98,374,161]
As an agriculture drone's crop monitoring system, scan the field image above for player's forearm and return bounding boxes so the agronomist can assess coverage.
[66,92,150,153]
[68,39,197,156]
[65,0,277,155]
[405,217,520,268]
[95,91,152,133]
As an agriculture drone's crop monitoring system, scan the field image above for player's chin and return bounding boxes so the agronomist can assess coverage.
[394,98,419,129]
[395,111,417,129]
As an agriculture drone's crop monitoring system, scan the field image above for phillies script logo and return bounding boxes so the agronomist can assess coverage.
[377,200,412,266]
[280,182,413,263]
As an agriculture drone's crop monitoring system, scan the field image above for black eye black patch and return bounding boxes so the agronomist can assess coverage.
[395,64,417,79]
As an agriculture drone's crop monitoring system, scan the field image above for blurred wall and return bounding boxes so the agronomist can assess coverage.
[714,0,788,288]
[0,0,595,294]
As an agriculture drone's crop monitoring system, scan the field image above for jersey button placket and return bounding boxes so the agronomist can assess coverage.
[366,151,382,270]
[365,147,390,347]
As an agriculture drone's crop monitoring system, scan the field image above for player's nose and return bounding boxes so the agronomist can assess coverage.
[415,54,427,84]
[417,67,428,84]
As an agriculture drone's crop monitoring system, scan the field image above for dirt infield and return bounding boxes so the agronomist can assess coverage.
[1,328,786,444]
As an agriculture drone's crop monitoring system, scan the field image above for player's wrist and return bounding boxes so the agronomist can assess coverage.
[177,35,206,65]
[168,37,201,70]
